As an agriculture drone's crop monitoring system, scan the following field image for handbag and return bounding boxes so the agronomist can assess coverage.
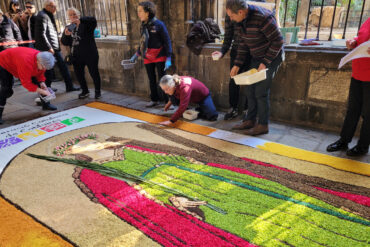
[64,45,74,65]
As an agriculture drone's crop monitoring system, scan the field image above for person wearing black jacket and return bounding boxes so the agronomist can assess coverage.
[34,0,79,92]
[130,1,172,107]
[61,7,101,99]
[0,10,22,52]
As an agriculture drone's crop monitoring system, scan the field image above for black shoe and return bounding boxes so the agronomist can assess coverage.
[326,139,348,152]
[42,102,57,111]
[66,87,80,92]
[95,92,101,99]
[224,108,238,120]
[78,91,90,99]
[346,145,369,156]
[209,114,218,121]
[0,118,3,125]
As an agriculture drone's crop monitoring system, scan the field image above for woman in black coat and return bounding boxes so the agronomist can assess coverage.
[0,10,22,52]
[61,7,101,99]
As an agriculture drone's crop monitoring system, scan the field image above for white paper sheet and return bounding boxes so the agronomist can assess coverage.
[338,40,370,69]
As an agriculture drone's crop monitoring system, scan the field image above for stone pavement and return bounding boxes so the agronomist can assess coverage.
[1,80,369,163]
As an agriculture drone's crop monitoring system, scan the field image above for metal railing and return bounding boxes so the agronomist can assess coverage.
[191,0,370,41]
[1,0,128,36]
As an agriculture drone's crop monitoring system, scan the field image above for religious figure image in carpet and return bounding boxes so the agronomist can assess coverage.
[27,123,370,247]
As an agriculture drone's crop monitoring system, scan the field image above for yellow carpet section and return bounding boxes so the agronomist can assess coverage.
[0,196,72,247]
[86,102,216,136]
[87,102,370,176]
[259,142,370,176]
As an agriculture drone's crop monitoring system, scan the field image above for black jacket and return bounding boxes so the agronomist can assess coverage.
[186,18,220,55]
[61,16,98,59]
[35,9,59,51]
[0,15,22,51]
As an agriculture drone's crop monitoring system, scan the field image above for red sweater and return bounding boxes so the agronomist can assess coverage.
[0,47,46,92]
[171,76,210,122]
[352,17,370,82]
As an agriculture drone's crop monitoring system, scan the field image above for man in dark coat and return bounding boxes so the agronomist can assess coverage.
[34,0,79,92]
[0,10,22,52]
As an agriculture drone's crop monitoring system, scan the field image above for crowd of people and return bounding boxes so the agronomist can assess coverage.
[0,0,368,156]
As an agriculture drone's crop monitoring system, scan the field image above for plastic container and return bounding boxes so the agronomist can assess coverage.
[183,109,199,120]
[285,32,293,44]
[121,59,136,70]
[212,52,222,61]
[94,28,101,38]
[233,69,268,85]
[39,87,56,102]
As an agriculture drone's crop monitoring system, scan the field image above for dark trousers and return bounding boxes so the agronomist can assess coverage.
[0,66,14,107]
[145,62,168,102]
[244,52,283,125]
[45,51,73,90]
[340,77,370,148]
[198,94,218,120]
[229,48,250,109]
[73,56,101,94]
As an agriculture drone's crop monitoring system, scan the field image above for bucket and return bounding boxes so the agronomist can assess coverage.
[233,69,268,85]
[183,109,199,120]
[121,59,136,70]
[39,87,56,102]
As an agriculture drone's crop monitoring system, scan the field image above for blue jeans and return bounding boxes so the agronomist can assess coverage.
[45,51,73,90]
[198,94,218,120]
[243,52,283,125]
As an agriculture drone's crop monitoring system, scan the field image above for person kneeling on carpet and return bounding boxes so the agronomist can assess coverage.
[158,74,218,126]
[0,47,56,124]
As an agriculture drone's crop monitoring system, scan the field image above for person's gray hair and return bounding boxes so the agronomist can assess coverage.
[159,75,178,88]
[67,7,80,19]
[37,51,55,70]
[226,0,248,13]
[44,0,55,8]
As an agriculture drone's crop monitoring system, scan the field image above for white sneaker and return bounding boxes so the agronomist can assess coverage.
[146,101,159,107]
[168,105,175,110]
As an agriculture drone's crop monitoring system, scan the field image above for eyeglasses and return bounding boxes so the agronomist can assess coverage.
[25,6,34,9]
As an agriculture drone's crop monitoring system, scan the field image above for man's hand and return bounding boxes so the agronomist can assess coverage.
[72,18,80,26]
[48,49,55,55]
[258,63,266,71]
[159,120,172,126]
[36,87,50,96]
[64,28,72,36]
[346,39,356,50]
[230,65,240,77]
[164,101,172,111]
[39,82,47,89]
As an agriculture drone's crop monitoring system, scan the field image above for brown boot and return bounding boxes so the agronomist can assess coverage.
[232,120,256,130]
[244,124,268,136]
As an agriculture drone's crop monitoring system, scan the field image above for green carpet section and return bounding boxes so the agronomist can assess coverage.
[100,149,370,247]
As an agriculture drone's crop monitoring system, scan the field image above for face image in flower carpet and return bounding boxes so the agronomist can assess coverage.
[28,124,370,247]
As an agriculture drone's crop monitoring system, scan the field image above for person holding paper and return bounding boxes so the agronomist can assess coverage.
[327,17,370,156]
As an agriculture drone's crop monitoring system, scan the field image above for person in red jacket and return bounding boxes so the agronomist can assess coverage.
[327,17,370,156]
[158,74,218,126]
[0,47,56,124]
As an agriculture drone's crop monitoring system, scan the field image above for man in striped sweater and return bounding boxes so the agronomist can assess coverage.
[227,0,283,136]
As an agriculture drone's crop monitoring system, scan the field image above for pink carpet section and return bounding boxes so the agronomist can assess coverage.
[125,145,166,154]
[313,186,370,207]
[241,157,295,173]
[207,163,265,179]
[80,169,257,247]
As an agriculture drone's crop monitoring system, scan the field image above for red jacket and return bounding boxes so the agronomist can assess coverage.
[0,47,46,92]
[352,17,370,82]
[171,76,210,122]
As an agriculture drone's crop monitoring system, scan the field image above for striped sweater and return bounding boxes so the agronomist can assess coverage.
[234,5,283,67]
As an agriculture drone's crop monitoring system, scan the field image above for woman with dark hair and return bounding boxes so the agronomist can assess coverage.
[130,1,173,107]
[158,74,218,126]
[61,7,101,99]
[7,0,21,23]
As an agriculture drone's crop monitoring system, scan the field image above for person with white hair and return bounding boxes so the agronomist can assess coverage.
[0,47,56,124]
[158,74,218,126]
[34,0,79,92]
[61,7,101,99]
